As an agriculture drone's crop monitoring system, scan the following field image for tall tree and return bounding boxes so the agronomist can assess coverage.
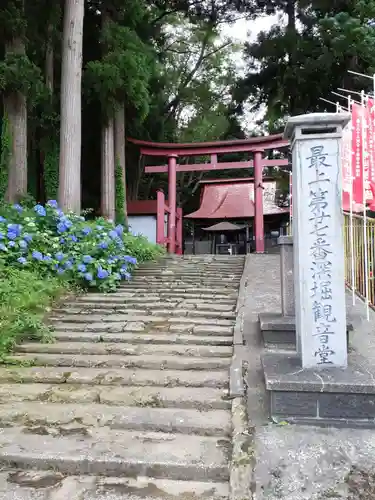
[58,0,85,213]
[1,0,28,202]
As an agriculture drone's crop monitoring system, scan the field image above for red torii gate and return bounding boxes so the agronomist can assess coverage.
[128,135,289,253]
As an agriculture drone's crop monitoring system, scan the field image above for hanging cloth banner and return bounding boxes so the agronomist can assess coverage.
[351,103,364,205]
[342,112,352,211]
[366,98,375,205]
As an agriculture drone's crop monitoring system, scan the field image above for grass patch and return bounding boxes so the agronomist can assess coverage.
[0,262,71,361]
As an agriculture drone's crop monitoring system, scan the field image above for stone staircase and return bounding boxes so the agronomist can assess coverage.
[0,255,246,499]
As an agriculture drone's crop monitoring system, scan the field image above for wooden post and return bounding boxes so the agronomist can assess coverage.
[254,149,265,253]
[168,155,177,253]
[176,207,183,255]
[156,189,165,246]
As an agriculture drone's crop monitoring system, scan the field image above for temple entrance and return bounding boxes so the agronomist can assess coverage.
[128,135,289,254]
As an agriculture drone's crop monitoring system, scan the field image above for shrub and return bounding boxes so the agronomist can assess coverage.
[0,200,164,292]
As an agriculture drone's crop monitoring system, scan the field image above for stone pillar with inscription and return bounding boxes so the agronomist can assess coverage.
[286,113,350,368]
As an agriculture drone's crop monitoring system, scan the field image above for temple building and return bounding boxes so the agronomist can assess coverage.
[184,178,289,254]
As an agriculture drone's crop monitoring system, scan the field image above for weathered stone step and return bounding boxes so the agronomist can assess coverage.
[0,472,229,500]
[0,383,230,409]
[12,353,231,370]
[75,295,237,305]
[85,292,237,300]
[50,314,234,326]
[15,342,233,358]
[52,322,233,336]
[0,427,230,481]
[118,284,239,291]
[0,402,231,436]
[52,331,234,346]
[130,278,240,284]
[55,307,236,319]
[0,366,228,388]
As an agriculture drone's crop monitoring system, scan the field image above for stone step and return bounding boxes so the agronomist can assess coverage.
[51,322,233,336]
[0,427,230,481]
[11,353,231,370]
[75,295,237,305]
[49,314,234,326]
[0,383,231,409]
[118,284,239,291]
[0,471,229,500]
[52,331,234,346]
[0,402,231,436]
[54,307,236,319]
[84,292,237,300]
[130,278,240,284]
[15,342,233,358]
[67,301,236,313]
[0,366,228,388]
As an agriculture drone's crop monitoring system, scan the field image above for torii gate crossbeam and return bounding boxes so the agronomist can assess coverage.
[128,135,290,253]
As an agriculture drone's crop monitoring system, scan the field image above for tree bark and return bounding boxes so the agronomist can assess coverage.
[101,117,116,221]
[114,103,128,227]
[45,23,54,93]
[58,0,84,213]
[3,37,28,203]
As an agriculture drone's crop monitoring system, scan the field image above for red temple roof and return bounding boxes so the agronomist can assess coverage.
[185,179,289,219]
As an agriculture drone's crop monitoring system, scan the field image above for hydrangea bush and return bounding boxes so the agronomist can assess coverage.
[0,200,164,292]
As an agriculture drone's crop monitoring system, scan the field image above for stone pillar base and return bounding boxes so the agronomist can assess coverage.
[259,312,353,348]
[262,352,375,428]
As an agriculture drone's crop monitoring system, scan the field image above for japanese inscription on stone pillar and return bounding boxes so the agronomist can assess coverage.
[302,140,347,367]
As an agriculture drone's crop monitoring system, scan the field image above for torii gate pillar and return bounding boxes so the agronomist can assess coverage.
[168,155,177,253]
[254,149,265,253]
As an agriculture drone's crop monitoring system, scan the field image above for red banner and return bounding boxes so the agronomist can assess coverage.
[366,98,375,205]
[342,113,352,211]
[351,103,364,205]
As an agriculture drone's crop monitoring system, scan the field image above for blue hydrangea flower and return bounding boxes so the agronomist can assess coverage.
[13,204,23,213]
[56,209,64,218]
[43,255,52,262]
[96,225,103,230]
[17,256,27,264]
[7,232,17,240]
[115,224,124,236]
[23,233,32,243]
[109,230,118,239]
[7,224,22,236]
[32,251,43,261]
[82,227,92,235]
[47,200,58,208]
[19,240,28,249]
[60,238,66,244]
[56,267,65,275]
[98,241,108,250]
[77,263,87,273]
[0,232,4,240]
[34,204,46,217]
[123,255,137,265]
[0,243,6,251]
[84,272,93,281]
[97,267,109,279]
[64,260,73,269]
[107,257,116,264]
[55,252,64,262]
[83,255,93,264]
[0,216,6,222]
[8,241,16,247]
[69,235,78,242]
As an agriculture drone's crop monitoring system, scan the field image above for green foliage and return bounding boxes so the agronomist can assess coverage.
[115,160,126,226]
[0,115,11,201]
[0,262,67,360]
[0,200,164,293]
[0,53,42,97]
[85,20,154,119]
[43,141,59,201]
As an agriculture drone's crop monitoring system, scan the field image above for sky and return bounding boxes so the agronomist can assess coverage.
[221,15,278,132]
